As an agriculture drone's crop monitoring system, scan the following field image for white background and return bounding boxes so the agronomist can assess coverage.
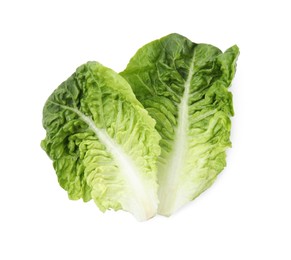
[1,0,290,259]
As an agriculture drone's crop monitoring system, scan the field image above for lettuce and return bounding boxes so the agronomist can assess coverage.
[41,61,161,221]
[121,33,239,216]
[42,34,239,220]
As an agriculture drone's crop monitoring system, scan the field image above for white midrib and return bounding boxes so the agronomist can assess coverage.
[158,53,195,216]
[54,103,156,220]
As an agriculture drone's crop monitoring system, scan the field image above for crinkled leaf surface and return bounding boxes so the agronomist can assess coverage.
[121,33,239,216]
[41,62,161,221]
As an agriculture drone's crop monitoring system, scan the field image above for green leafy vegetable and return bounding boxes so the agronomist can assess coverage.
[42,34,239,220]
[120,33,239,216]
[41,61,161,221]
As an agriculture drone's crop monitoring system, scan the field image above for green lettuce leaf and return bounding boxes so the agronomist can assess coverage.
[41,61,161,221]
[120,33,239,216]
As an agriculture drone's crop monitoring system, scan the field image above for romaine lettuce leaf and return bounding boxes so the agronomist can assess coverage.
[41,61,161,221]
[120,33,239,216]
